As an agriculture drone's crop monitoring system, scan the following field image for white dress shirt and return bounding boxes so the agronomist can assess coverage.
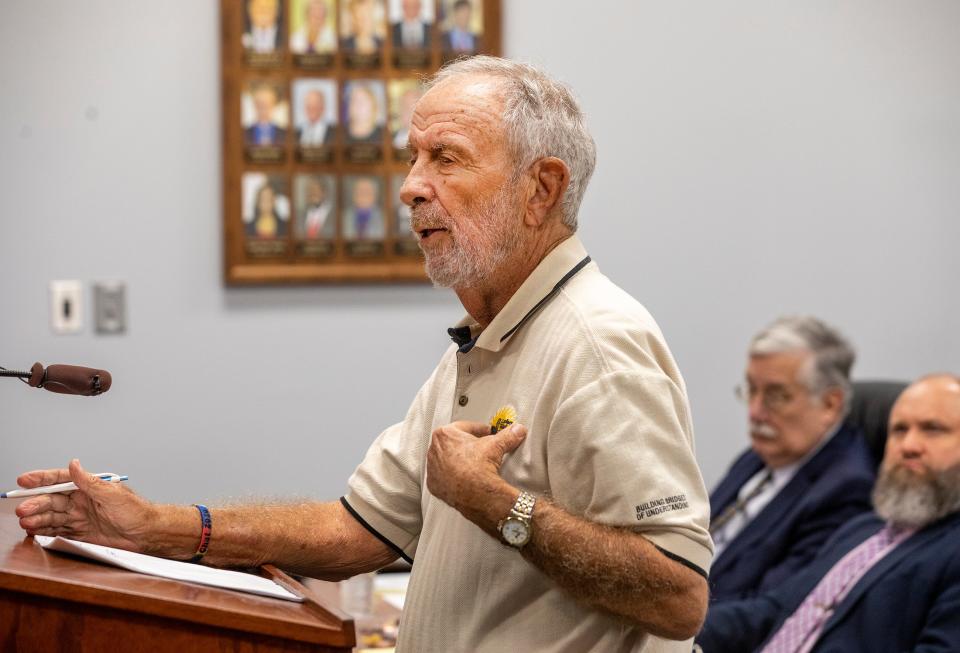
[400,20,426,48]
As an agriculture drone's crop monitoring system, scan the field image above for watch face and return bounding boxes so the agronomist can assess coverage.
[502,518,530,546]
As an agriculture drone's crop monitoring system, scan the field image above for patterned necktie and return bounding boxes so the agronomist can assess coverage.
[759,525,900,653]
[710,470,773,535]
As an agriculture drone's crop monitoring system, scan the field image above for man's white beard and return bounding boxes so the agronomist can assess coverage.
[872,463,960,529]
[411,185,524,289]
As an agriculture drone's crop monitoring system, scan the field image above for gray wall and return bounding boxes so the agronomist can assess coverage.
[1,1,957,504]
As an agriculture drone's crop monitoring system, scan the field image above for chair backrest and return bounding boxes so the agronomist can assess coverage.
[844,380,908,468]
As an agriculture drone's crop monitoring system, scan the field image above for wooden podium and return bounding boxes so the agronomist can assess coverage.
[0,502,355,652]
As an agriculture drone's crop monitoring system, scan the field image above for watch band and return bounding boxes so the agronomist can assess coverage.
[511,491,536,520]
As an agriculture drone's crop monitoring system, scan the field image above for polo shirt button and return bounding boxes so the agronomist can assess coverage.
[458,395,468,406]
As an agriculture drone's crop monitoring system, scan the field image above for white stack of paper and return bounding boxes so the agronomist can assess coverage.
[34,535,302,602]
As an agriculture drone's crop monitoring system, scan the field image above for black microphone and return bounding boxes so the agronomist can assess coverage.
[0,362,112,396]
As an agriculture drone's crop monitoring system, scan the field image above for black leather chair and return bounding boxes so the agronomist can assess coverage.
[845,380,908,468]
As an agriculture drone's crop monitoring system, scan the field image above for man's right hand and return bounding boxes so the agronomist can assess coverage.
[15,458,157,553]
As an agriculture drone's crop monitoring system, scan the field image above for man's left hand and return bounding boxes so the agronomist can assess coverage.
[426,420,527,519]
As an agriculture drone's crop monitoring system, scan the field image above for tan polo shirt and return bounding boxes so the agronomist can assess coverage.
[344,235,713,652]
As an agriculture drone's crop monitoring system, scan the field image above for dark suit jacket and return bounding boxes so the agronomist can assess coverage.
[709,423,876,601]
[340,35,384,52]
[698,511,960,652]
[391,21,431,48]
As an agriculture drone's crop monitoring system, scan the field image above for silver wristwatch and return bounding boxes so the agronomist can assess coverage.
[498,491,536,548]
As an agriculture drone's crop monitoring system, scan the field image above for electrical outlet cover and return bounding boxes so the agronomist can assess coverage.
[94,281,127,334]
[50,280,83,334]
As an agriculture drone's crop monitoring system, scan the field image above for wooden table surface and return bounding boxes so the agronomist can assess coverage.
[0,500,355,648]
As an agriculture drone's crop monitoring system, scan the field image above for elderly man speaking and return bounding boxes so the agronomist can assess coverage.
[15,57,711,652]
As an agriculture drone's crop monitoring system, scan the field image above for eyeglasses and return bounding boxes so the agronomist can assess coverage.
[734,383,800,413]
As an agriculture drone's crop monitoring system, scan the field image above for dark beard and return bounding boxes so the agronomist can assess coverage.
[872,462,960,529]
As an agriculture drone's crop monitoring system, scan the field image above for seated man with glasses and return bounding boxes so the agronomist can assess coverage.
[708,316,876,601]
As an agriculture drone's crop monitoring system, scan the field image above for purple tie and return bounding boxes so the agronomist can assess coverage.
[760,526,900,653]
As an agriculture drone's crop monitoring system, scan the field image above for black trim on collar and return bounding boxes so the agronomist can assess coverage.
[499,255,592,343]
[339,497,414,564]
[655,544,708,580]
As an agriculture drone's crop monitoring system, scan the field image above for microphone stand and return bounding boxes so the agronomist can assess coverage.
[0,366,31,383]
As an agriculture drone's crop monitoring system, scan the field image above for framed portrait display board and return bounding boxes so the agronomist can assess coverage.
[221,0,502,284]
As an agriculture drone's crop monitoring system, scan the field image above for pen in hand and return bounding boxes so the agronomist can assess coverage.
[1,473,129,499]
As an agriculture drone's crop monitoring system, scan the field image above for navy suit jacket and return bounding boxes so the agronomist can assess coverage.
[698,511,960,652]
[245,123,287,146]
[709,423,876,601]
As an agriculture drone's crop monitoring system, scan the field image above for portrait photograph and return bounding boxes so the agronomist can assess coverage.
[242,172,290,241]
[341,175,385,258]
[241,81,289,161]
[294,174,337,257]
[440,0,483,55]
[292,78,337,162]
[389,79,424,158]
[343,79,386,162]
[289,0,337,63]
[389,0,434,66]
[242,0,285,65]
[340,0,387,67]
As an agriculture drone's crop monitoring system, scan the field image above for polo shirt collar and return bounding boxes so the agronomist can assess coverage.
[446,235,592,353]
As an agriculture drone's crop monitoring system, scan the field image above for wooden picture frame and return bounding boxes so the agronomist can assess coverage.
[221,0,502,285]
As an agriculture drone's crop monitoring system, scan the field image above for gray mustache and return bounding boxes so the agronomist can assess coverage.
[410,202,450,230]
[750,422,779,439]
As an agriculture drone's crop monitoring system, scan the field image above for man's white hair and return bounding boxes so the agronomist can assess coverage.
[426,56,597,231]
[750,315,856,414]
